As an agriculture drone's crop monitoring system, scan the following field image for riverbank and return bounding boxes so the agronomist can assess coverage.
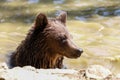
[0,63,120,80]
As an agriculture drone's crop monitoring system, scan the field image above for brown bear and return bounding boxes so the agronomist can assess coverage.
[9,12,83,69]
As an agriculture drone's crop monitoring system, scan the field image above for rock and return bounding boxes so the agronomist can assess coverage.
[0,63,8,70]
[86,65,112,79]
[116,74,120,79]
[0,66,80,80]
[0,63,118,80]
[0,62,8,76]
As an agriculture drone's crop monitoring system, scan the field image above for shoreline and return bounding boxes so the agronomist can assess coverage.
[0,63,120,80]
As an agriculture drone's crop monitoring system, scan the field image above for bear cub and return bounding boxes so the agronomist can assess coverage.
[9,12,83,69]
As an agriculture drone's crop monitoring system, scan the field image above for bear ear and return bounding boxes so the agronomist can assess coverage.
[34,13,48,29]
[56,12,67,25]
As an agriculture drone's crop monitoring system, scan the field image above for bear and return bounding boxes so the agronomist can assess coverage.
[9,12,83,69]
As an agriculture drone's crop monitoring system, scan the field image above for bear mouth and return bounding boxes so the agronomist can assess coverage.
[64,52,82,59]
[63,48,83,59]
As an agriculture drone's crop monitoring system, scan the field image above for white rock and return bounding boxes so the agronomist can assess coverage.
[86,65,112,79]
[0,62,8,72]
[0,66,80,80]
[116,74,120,79]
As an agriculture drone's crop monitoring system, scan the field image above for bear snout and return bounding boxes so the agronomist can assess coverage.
[65,48,83,58]
[73,48,83,58]
[70,49,83,58]
[77,48,83,54]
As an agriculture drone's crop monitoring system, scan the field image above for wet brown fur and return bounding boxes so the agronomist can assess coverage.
[10,12,83,69]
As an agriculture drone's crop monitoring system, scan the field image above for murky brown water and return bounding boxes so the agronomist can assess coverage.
[0,0,120,74]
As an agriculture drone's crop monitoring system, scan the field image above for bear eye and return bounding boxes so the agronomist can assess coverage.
[59,36,67,43]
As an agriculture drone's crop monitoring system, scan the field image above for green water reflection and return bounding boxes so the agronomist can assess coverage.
[0,0,120,74]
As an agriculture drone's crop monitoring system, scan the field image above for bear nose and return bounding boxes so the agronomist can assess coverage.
[74,48,83,57]
[78,48,83,53]
[76,48,83,54]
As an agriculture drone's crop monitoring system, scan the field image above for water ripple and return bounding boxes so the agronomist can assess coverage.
[28,0,40,4]
[53,0,65,4]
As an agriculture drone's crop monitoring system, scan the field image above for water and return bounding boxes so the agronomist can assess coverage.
[53,0,64,4]
[0,0,120,74]
[28,0,40,4]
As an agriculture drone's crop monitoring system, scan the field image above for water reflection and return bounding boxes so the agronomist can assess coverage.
[6,0,14,2]
[73,7,120,21]
[55,10,65,16]
[114,9,120,16]
[53,0,65,4]
[28,0,40,4]
[75,16,87,21]
[0,19,5,23]
[95,7,120,16]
